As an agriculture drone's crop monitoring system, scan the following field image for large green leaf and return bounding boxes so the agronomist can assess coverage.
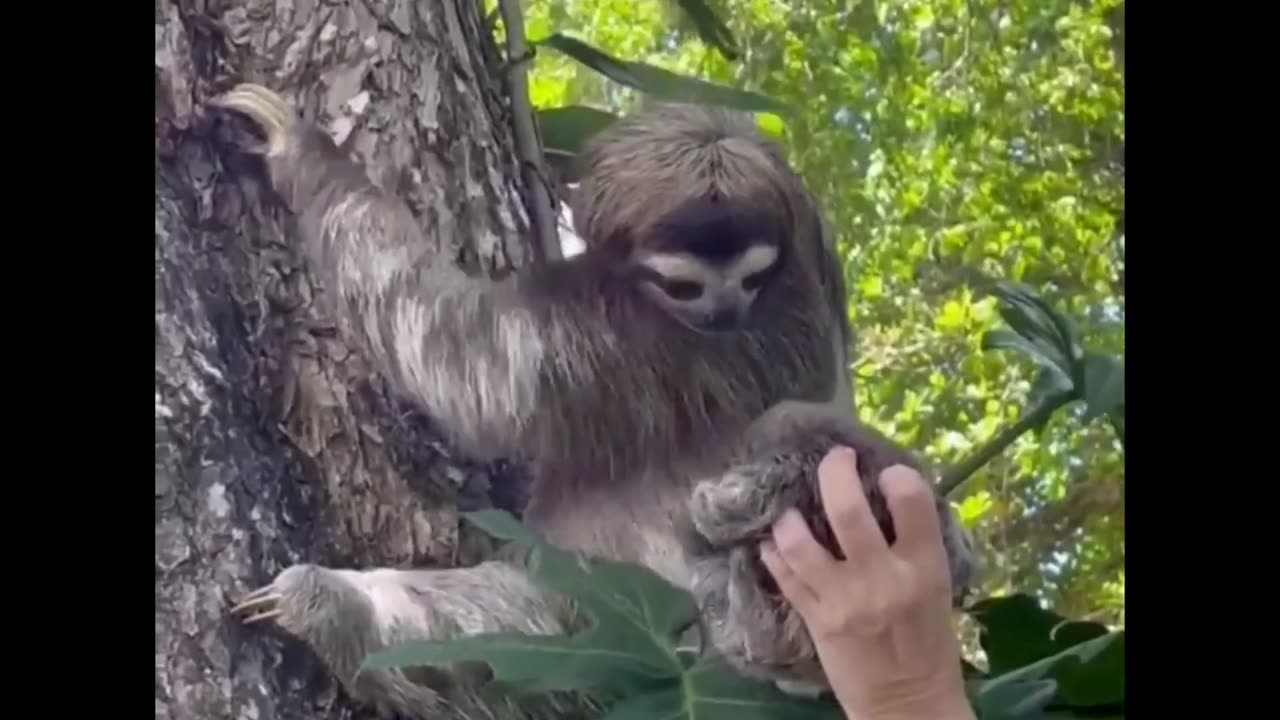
[982,329,1074,391]
[536,105,619,159]
[982,281,1081,379]
[1079,352,1125,422]
[968,594,1109,675]
[979,631,1124,710]
[363,510,846,718]
[463,508,543,545]
[1051,633,1124,707]
[672,0,741,60]
[536,33,785,112]
[606,658,843,720]
[971,679,1058,720]
[362,633,662,694]
[361,511,693,696]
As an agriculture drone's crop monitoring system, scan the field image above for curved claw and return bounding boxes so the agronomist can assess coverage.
[210,83,293,157]
[230,584,284,625]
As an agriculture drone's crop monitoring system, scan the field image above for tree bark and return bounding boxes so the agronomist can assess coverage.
[154,1,535,718]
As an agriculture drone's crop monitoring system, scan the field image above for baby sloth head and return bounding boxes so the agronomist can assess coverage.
[630,197,783,333]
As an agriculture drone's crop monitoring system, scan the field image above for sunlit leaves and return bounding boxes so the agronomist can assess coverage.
[519,0,1123,623]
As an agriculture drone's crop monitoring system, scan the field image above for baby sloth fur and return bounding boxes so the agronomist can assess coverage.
[211,83,976,720]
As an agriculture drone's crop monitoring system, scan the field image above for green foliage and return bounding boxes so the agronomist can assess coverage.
[671,0,741,60]
[364,511,844,719]
[488,1,1124,711]
[968,595,1124,717]
[363,513,1123,719]
[536,33,785,112]
[537,105,619,160]
[510,0,1124,624]
[939,281,1123,494]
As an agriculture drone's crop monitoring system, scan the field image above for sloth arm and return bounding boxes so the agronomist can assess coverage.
[273,124,601,460]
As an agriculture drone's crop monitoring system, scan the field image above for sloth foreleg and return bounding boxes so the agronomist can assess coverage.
[683,400,977,690]
[229,562,583,719]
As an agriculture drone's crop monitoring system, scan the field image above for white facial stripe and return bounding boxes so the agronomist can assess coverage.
[727,245,779,282]
[640,253,717,284]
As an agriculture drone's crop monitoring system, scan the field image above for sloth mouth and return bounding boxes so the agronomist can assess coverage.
[687,307,748,333]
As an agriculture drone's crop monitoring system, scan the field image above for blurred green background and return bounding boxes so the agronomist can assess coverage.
[508,0,1125,628]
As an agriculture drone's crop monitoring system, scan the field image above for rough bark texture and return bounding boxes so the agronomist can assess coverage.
[155,1,535,718]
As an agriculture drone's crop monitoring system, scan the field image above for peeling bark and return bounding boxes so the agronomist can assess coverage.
[154,1,534,718]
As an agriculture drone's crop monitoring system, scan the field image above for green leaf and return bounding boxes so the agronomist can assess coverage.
[679,658,845,720]
[600,684,685,720]
[476,510,699,679]
[406,512,844,718]
[1109,405,1126,449]
[1079,352,1124,422]
[1052,633,1124,707]
[1026,365,1075,410]
[971,679,1058,720]
[968,595,1109,675]
[360,633,662,694]
[523,549,700,681]
[536,105,619,158]
[755,111,785,138]
[982,329,1074,388]
[981,281,1081,378]
[980,632,1124,709]
[537,33,786,112]
[461,509,543,546]
[672,0,741,60]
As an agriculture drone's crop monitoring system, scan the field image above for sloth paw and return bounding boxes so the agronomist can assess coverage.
[689,453,814,548]
[210,83,294,158]
[229,563,377,647]
[231,564,334,637]
[687,545,827,688]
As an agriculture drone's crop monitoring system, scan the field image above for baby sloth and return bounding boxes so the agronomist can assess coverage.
[684,401,975,690]
[212,82,975,719]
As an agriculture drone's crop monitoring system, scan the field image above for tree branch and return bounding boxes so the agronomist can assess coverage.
[497,0,562,262]
[938,395,1071,497]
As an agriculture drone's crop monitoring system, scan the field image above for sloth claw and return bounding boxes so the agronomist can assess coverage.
[229,584,284,625]
[210,83,293,157]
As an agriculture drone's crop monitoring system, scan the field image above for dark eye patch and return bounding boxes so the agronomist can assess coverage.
[742,270,770,291]
[650,197,780,262]
[658,278,703,300]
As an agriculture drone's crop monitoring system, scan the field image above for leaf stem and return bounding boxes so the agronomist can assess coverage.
[496,0,562,262]
[937,395,1070,497]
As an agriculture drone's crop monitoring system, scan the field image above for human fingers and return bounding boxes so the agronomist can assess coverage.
[818,446,890,566]
[760,540,819,615]
[771,508,838,584]
[879,465,948,575]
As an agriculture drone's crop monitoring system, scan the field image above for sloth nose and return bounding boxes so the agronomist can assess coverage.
[702,307,743,331]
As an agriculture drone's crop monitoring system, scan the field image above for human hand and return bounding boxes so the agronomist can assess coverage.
[759,447,976,720]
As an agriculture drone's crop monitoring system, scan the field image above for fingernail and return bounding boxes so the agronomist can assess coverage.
[821,446,856,474]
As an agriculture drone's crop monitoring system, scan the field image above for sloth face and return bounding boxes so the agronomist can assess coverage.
[634,244,779,332]
[629,196,784,333]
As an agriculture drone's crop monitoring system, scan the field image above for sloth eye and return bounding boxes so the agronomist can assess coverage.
[658,279,703,301]
[742,270,770,291]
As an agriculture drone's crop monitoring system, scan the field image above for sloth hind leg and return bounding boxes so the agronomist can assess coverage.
[230,561,574,719]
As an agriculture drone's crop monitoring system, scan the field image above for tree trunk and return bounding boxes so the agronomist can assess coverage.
[154,1,536,718]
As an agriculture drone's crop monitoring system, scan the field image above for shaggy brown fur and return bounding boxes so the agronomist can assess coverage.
[212,84,975,719]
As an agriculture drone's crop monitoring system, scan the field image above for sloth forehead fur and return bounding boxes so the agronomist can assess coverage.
[571,103,802,257]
